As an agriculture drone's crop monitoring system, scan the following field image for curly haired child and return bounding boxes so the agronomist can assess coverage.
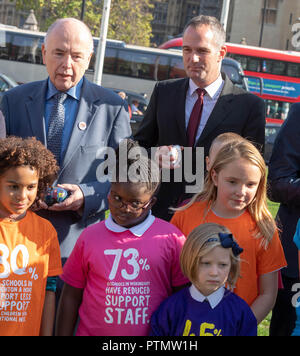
[0,136,62,336]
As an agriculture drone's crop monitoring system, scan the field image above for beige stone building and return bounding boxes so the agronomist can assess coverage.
[1,0,299,51]
[0,0,27,27]
[151,0,300,51]
[227,0,300,51]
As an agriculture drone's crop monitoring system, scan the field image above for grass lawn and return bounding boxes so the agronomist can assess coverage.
[257,197,280,336]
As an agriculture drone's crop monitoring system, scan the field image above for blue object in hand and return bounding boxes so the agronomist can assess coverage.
[44,186,70,206]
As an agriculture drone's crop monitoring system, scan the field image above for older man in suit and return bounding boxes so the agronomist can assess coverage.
[135,15,265,221]
[0,18,131,267]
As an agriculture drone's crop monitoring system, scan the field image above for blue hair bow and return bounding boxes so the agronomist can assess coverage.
[207,233,243,257]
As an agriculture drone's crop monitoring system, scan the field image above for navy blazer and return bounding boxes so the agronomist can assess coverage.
[268,102,300,279]
[1,77,132,260]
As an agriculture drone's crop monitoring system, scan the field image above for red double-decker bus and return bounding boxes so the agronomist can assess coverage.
[159,38,300,123]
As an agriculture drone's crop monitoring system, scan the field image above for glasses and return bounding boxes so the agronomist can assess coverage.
[108,193,152,212]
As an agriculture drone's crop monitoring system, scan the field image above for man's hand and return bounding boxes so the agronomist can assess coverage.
[31,184,84,215]
[48,184,84,215]
[154,145,182,169]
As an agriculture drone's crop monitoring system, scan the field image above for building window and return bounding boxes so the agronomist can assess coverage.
[261,0,278,25]
[185,4,200,24]
[153,2,168,25]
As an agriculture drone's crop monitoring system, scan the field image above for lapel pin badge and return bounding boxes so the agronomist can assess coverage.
[78,121,87,131]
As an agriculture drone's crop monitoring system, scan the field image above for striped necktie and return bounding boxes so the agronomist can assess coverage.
[47,92,67,165]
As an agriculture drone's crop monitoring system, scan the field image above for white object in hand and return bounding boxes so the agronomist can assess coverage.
[168,145,182,166]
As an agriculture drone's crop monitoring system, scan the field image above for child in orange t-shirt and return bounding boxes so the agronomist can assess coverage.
[0,136,62,336]
[171,138,287,324]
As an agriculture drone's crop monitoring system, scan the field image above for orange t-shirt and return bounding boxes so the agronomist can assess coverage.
[0,211,62,336]
[171,201,287,306]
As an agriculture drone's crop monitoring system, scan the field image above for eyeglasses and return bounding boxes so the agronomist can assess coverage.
[108,193,152,212]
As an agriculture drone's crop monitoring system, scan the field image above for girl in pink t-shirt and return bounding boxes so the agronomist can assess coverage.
[56,139,188,336]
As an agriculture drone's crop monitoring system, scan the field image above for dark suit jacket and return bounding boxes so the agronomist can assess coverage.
[268,103,300,279]
[134,74,265,221]
[1,77,132,260]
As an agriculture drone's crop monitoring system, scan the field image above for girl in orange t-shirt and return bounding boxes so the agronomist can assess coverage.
[171,138,286,325]
[0,136,62,336]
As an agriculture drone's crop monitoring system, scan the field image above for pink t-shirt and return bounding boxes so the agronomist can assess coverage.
[61,215,188,336]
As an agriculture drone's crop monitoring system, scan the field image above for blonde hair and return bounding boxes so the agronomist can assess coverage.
[206,132,247,171]
[180,223,241,289]
[208,132,246,157]
[180,139,276,248]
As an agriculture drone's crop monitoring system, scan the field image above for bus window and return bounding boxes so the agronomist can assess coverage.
[287,62,300,78]
[103,48,117,74]
[153,55,169,80]
[248,57,261,72]
[0,30,11,59]
[228,53,248,71]
[88,46,117,73]
[271,60,286,76]
[169,57,185,78]
[116,49,165,80]
[117,49,147,78]
[11,34,41,64]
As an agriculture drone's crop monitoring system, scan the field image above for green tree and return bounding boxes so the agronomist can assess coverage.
[16,0,153,46]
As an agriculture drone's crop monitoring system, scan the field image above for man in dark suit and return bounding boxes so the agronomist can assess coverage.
[0,18,131,276]
[268,103,300,335]
[134,15,265,221]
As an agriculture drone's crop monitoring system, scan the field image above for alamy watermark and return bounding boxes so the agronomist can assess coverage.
[95,140,205,194]
[291,283,300,308]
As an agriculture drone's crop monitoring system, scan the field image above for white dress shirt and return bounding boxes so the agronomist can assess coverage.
[185,75,224,145]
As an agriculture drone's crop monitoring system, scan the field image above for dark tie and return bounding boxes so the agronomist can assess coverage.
[187,88,206,147]
[47,92,67,165]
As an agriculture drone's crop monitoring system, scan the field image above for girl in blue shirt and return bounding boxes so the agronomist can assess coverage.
[150,222,257,336]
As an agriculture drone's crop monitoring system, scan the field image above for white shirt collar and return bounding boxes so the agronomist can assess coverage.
[105,211,155,237]
[189,284,225,309]
[188,74,223,99]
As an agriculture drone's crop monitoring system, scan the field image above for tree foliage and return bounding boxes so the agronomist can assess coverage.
[16,0,153,46]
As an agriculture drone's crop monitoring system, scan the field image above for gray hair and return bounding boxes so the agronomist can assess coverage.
[44,18,94,53]
[183,15,226,49]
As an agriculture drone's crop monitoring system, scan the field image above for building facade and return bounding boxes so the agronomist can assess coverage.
[151,0,300,51]
[0,0,27,27]
[151,0,223,46]
[1,0,299,51]
[227,0,300,51]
